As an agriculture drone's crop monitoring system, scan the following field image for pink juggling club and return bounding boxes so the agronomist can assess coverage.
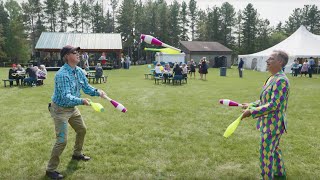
[219,99,243,107]
[140,34,181,52]
[102,95,127,113]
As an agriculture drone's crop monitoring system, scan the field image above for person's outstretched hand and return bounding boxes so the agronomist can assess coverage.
[241,103,249,109]
[98,90,107,98]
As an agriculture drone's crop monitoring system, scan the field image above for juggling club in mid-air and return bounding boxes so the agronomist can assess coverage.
[140,34,181,52]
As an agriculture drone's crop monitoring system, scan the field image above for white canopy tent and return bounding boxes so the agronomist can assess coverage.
[239,26,320,72]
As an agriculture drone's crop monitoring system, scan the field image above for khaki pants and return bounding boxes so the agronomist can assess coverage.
[47,102,87,171]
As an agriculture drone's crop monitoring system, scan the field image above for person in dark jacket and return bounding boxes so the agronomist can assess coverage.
[8,64,18,86]
[238,58,244,78]
[200,59,208,80]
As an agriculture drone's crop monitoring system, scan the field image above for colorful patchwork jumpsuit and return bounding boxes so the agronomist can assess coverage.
[249,70,290,179]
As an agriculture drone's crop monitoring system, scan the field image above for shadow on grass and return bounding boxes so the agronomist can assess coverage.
[62,159,80,178]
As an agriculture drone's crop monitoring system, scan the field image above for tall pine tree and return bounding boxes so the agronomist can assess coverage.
[241,3,258,54]
[69,0,80,32]
[58,0,69,32]
[180,1,189,41]
[44,0,59,32]
[220,2,235,47]
[5,0,30,63]
[188,0,197,40]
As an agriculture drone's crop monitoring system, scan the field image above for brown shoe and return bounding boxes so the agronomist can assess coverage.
[72,154,91,161]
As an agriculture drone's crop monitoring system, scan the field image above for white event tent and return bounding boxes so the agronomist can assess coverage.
[239,25,320,72]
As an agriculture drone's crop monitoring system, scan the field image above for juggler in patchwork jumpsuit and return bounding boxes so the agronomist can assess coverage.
[249,70,289,179]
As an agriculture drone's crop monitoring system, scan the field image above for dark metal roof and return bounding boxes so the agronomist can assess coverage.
[35,32,122,52]
[180,41,232,53]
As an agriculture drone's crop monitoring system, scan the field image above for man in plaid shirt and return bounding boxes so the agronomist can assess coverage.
[46,45,107,179]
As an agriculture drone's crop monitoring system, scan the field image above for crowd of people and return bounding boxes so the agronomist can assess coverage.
[290,57,316,78]
[7,63,47,86]
[152,57,209,82]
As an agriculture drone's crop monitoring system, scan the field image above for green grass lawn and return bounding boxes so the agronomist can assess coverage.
[0,66,319,179]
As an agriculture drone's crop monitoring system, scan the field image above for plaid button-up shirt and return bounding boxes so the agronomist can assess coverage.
[52,63,100,107]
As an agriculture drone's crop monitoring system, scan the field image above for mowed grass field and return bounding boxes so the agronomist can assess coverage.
[0,65,319,179]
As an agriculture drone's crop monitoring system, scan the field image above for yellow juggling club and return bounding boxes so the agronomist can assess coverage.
[223,114,243,138]
[144,47,180,54]
[223,103,253,138]
[89,100,105,112]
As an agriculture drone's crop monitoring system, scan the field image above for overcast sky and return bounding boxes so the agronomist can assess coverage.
[183,0,320,26]
[13,0,320,26]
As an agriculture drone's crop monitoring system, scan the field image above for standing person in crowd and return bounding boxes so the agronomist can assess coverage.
[120,54,125,69]
[125,55,131,69]
[189,59,196,79]
[198,60,203,79]
[298,62,302,73]
[45,45,107,179]
[238,58,244,78]
[241,50,290,180]
[300,59,309,77]
[308,57,315,78]
[200,58,208,80]
[291,60,299,77]
[181,63,188,79]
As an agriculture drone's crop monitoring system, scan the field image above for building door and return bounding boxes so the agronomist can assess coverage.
[214,56,227,67]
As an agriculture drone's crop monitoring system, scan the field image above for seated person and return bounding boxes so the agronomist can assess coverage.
[15,64,26,85]
[38,65,47,79]
[95,63,104,83]
[8,64,18,86]
[173,64,183,77]
[83,64,90,71]
[162,63,172,83]
[37,65,47,85]
[16,64,26,74]
[82,64,90,77]
[163,63,172,74]
[154,63,164,77]
[24,65,38,86]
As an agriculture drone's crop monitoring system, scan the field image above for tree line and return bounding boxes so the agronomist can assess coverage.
[0,0,319,64]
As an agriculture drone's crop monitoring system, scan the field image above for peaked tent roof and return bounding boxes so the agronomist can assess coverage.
[35,32,122,52]
[180,41,232,54]
[240,25,320,57]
